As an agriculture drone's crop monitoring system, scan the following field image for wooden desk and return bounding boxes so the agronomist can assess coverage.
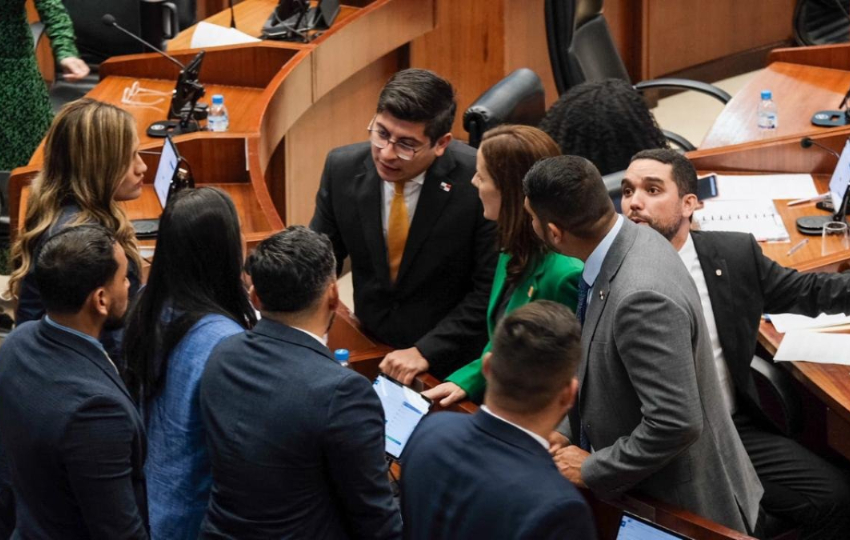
[701,62,850,149]
[10,0,436,234]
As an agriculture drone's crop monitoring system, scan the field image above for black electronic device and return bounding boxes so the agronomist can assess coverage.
[102,14,207,138]
[615,512,693,539]
[131,135,194,238]
[812,85,850,127]
[261,0,340,42]
[797,137,850,235]
[372,373,432,460]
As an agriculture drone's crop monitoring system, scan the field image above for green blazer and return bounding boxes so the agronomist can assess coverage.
[445,250,583,402]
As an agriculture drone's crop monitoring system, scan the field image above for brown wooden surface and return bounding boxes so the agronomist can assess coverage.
[701,62,850,149]
[640,0,794,80]
[768,43,850,71]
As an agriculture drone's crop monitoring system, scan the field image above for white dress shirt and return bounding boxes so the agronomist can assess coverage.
[677,233,737,414]
[292,326,328,348]
[481,405,550,449]
[582,215,624,309]
[381,171,426,241]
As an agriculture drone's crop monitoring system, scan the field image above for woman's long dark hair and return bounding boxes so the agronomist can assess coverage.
[123,187,256,401]
[539,78,668,176]
[479,125,561,285]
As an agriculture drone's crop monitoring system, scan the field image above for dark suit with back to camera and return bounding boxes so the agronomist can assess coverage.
[565,218,763,534]
[199,318,402,539]
[310,141,497,378]
[0,319,149,539]
[401,410,597,539]
[691,230,850,539]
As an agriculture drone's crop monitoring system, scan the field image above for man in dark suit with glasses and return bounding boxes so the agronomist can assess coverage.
[311,68,497,384]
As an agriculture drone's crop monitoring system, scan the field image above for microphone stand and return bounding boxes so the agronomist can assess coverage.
[229,0,237,28]
[797,136,850,235]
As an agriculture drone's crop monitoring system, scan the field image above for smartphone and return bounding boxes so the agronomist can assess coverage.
[697,174,718,200]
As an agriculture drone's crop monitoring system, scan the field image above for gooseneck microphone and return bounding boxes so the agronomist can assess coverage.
[229,0,237,28]
[101,14,185,70]
[801,136,841,159]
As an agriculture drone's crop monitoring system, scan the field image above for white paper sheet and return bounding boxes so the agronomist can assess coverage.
[768,312,850,333]
[694,199,790,242]
[713,174,818,201]
[774,330,850,364]
[190,22,261,49]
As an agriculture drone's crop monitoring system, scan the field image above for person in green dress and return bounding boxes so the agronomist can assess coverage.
[424,125,583,407]
[1,0,89,171]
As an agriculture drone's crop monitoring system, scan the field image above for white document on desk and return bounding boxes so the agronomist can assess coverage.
[768,312,850,333]
[714,174,818,201]
[774,330,850,364]
[190,22,261,48]
[694,199,790,242]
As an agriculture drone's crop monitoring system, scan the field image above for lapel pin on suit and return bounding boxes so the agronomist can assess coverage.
[598,290,605,301]
[439,182,452,192]
[527,286,534,298]
[716,269,722,276]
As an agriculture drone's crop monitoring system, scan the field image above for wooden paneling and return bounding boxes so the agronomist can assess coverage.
[700,62,850,149]
[283,51,400,226]
[503,0,559,109]
[769,43,850,71]
[689,131,850,176]
[643,0,795,79]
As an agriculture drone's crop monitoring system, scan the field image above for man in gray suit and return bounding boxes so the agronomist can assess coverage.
[522,156,763,535]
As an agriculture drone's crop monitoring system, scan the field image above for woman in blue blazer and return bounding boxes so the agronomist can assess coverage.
[424,125,583,406]
[123,188,257,539]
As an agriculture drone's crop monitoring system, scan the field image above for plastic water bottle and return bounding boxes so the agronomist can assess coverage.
[757,90,778,131]
[208,94,229,132]
[334,349,350,368]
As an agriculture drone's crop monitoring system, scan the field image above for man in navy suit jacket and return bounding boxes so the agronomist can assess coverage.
[199,226,401,539]
[0,225,148,539]
[401,301,596,539]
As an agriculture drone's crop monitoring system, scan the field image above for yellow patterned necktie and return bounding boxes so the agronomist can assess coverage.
[387,181,409,282]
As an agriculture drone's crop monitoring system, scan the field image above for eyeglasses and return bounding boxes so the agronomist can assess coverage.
[367,120,427,161]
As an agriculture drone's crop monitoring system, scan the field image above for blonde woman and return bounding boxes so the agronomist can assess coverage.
[9,98,146,352]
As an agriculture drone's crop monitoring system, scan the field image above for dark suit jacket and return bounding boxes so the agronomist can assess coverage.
[0,320,148,539]
[401,410,596,540]
[691,230,850,419]
[198,318,402,540]
[310,141,498,377]
[569,220,762,534]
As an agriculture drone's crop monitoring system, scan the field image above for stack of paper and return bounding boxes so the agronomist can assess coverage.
[190,22,261,48]
[713,174,818,201]
[774,330,850,365]
[695,199,790,242]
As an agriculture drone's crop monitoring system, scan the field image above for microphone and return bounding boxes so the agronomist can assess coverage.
[229,0,237,28]
[101,14,185,70]
[801,137,841,159]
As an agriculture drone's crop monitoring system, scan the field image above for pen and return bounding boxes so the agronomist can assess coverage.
[787,238,808,256]
[787,193,830,207]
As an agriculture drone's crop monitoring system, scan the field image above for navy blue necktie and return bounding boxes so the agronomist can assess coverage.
[576,278,591,325]
[575,278,592,451]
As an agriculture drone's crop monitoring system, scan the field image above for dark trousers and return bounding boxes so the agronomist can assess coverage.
[734,410,850,540]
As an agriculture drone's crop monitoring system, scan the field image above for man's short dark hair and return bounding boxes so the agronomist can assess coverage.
[488,301,582,414]
[631,148,698,197]
[523,155,614,238]
[246,226,336,313]
[377,68,457,144]
[34,224,119,314]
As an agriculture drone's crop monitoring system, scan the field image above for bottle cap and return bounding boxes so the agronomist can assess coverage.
[760,90,772,100]
[212,94,224,105]
[334,349,350,362]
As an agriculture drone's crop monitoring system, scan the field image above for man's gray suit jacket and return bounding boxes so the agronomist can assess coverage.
[566,218,763,534]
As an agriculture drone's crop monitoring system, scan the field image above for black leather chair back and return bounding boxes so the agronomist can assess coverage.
[546,0,631,94]
[463,69,546,148]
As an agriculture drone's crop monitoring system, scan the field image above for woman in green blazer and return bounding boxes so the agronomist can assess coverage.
[424,125,583,407]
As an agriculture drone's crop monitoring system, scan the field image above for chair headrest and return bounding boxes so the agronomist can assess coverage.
[463,68,545,147]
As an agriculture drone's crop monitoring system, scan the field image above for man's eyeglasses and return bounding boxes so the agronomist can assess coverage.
[367,120,427,161]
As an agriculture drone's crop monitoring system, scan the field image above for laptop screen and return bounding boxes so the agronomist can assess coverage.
[372,374,431,460]
[616,513,692,540]
[828,139,850,212]
[154,136,179,208]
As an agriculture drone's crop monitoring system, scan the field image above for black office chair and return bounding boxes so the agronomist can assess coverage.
[794,0,850,46]
[545,0,731,150]
[462,69,546,148]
